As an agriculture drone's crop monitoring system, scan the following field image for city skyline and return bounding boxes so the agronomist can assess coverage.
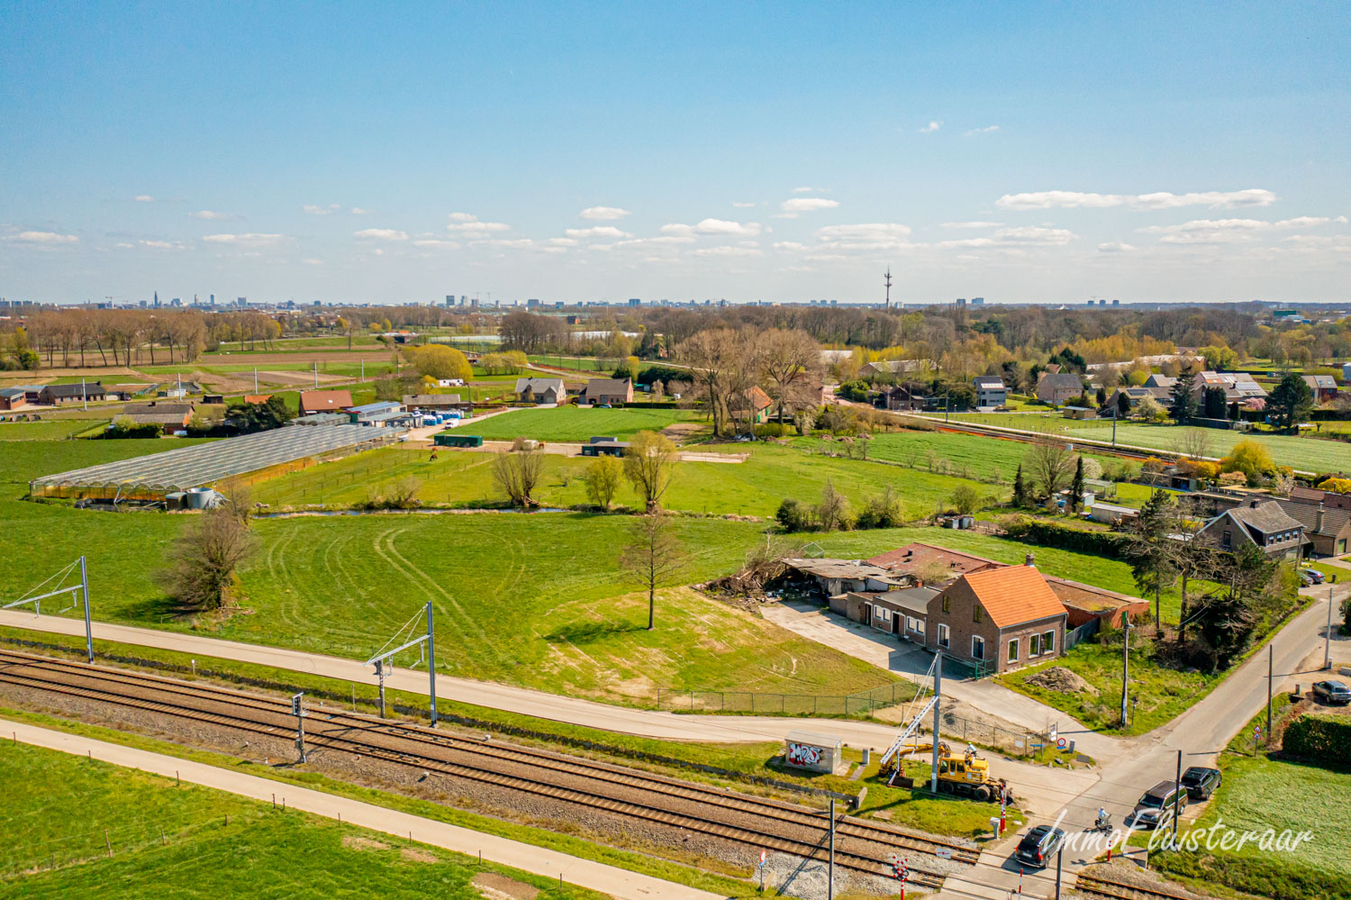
[2,2,1349,305]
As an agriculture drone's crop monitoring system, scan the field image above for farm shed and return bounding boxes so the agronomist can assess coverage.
[29,423,402,501]
[433,432,483,448]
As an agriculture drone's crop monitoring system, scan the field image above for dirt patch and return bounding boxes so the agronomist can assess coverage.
[472,872,540,900]
[400,847,438,863]
[342,835,389,851]
[660,422,703,443]
[1026,666,1099,696]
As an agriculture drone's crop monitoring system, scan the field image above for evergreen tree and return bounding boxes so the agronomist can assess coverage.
[1116,390,1131,417]
[1012,464,1030,508]
[1126,490,1179,628]
[1267,372,1314,432]
[1070,456,1085,512]
[1170,376,1197,424]
[1203,385,1227,419]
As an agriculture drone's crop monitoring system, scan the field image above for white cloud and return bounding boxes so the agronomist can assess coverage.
[303,204,341,215]
[190,210,236,220]
[471,238,534,249]
[919,120,942,133]
[815,223,913,250]
[411,239,461,249]
[996,189,1278,211]
[773,241,806,251]
[1136,217,1336,245]
[546,237,579,247]
[792,186,815,193]
[564,226,632,240]
[660,218,763,238]
[8,231,78,244]
[964,125,1000,135]
[202,233,285,247]
[134,195,155,202]
[354,228,409,241]
[1097,241,1136,253]
[350,207,373,215]
[781,197,840,213]
[692,245,762,257]
[932,226,1076,250]
[301,258,324,265]
[141,239,186,250]
[731,201,757,208]
[445,213,511,234]
[940,221,1003,229]
[579,206,630,221]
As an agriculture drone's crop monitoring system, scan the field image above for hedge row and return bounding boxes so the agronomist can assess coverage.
[1282,714,1351,767]
[1002,518,1130,556]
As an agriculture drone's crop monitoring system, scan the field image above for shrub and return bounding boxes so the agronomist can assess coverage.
[775,498,813,532]
[856,487,904,529]
[1221,439,1276,484]
[1282,714,1351,767]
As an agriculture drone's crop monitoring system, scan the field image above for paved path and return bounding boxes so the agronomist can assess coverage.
[6,720,720,900]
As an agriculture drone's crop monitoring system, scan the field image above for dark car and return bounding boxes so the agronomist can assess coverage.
[1181,766,1222,800]
[1128,781,1188,829]
[1014,824,1066,869]
[1312,680,1351,705]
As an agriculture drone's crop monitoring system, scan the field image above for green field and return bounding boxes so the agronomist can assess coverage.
[930,412,1351,474]
[251,440,1007,519]
[467,406,706,443]
[798,431,1124,482]
[0,741,601,900]
[0,419,108,441]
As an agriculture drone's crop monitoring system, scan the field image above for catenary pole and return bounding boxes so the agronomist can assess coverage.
[79,556,93,663]
[1172,749,1182,844]
[930,653,943,794]
[1121,622,1131,726]
[1326,579,1338,670]
[426,600,438,726]
[1267,645,1273,741]
[828,797,835,900]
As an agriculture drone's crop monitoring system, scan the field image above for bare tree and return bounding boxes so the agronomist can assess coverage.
[156,503,255,611]
[1174,428,1212,462]
[624,430,678,510]
[677,328,738,436]
[618,512,687,630]
[492,450,546,506]
[1023,434,1075,501]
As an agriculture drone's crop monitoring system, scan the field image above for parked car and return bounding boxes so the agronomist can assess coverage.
[1297,568,1324,587]
[1180,766,1222,800]
[1014,824,1066,869]
[1312,680,1351,705]
[1128,781,1188,829]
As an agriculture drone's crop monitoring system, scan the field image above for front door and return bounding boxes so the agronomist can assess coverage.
[863,603,872,626]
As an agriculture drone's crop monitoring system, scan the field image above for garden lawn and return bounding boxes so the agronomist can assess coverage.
[0,419,108,441]
[467,406,706,443]
[994,640,1213,735]
[0,742,603,900]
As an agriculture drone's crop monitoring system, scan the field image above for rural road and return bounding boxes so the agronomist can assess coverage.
[6,719,723,900]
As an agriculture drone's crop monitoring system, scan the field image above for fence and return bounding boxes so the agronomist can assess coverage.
[933,709,1046,759]
[655,680,918,716]
[1065,618,1100,650]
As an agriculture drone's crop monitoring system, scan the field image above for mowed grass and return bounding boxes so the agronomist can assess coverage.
[251,441,1007,519]
[0,742,602,900]
[0,419,108,441]
[797,430,1120,482]
[467,406,707,443]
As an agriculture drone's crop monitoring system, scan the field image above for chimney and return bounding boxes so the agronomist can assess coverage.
[1317,502,1325,534]
[1025,552,1036,567]
[1250,499,1261,509]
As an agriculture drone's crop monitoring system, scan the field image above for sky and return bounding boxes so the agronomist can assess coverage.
[2,1,1349,306]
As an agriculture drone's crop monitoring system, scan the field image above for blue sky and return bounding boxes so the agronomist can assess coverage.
[2,1,1348,305]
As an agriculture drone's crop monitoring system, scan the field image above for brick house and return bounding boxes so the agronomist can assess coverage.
[579,378,633,406]
[1036,372,1084,407]
[925,565,1069,675]
[514,377,567,405]
[1196,499,1309,561]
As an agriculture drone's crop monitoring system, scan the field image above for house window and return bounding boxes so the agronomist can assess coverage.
[938,624,950,648]
[1042,630,1056,654]
[942,596,951,614]
[971,636,985,660]
[1029,633,1041,656]
[912,618,925,637]
[1007,639,1019,662]
[1222,530,1232,549]
[974,605,983,624]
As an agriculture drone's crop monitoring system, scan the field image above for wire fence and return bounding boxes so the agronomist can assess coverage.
[654,680,919,716]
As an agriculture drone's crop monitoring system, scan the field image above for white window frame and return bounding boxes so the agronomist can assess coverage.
[1030,633,1041,656]
[1041,629,1056,654]
[938,623,950,649]
[971,635,985,660]
[1007,638,1019,663]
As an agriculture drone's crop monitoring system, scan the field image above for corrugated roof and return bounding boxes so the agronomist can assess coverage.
[955,566,1067,629]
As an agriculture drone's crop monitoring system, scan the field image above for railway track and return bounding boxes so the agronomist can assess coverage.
[1077,874,1194,900]
[0,649,977,886]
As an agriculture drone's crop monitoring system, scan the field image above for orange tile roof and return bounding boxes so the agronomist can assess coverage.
[957,565,1067,629]
[299,389,353,412]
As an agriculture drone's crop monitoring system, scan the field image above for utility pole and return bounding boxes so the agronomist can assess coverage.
[1121,622,1132,727]
[944,387,950,424]
[81,377,87,412]
[1111,405,1118,448]
[827,797,835,900]
[375,660,386,718]
[1055,844,1063,899]
[1326,577,1338,670]
[930,653,943,794]
[1172,749,1182,843]
[426,600,438,726]
[253,368,258,393]
[313,361,318,388]
[79,556,93,664]
[292,692,307,762]
[1267,644,1274,742]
